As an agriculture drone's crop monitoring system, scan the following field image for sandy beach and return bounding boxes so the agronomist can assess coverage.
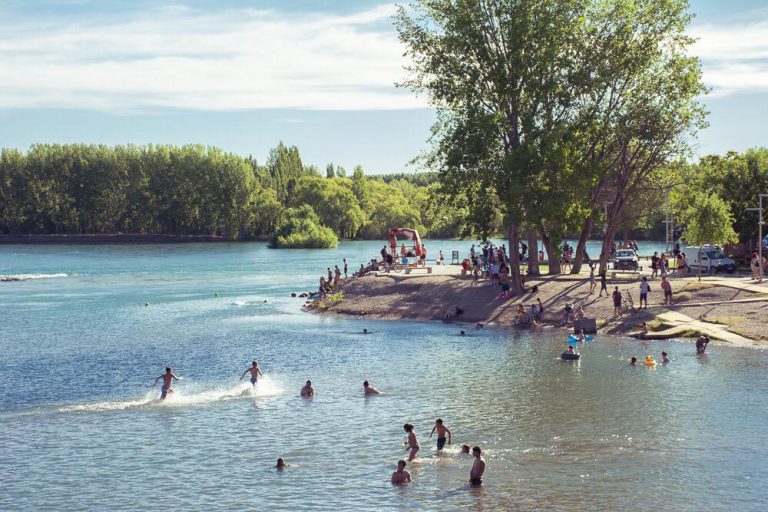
[309,265,768,348]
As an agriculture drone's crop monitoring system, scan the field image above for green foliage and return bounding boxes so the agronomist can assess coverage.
[269,205,339,249]
[289,176,366,238]
[679,192,738,248]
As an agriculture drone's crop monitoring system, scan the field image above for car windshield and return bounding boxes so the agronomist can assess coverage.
[616,250,635,257]
[705,249,725,259]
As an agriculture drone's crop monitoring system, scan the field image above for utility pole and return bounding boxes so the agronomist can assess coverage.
[747,193,767,283]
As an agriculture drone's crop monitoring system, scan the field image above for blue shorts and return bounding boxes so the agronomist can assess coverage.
[250,377,257,385]
[160,386,169,399]
[640,293,647,301]
[437,438,447,450]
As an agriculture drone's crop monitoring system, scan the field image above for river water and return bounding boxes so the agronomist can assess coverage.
[1,241,766,511]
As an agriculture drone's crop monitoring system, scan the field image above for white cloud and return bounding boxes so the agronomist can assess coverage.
[690,18,768,96]
[0,3,425,111]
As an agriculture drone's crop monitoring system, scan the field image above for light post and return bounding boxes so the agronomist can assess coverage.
[746,193,767,283]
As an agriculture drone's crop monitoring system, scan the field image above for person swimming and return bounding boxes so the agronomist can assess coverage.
[363,380,380,395]
[239,361,263,386]
[404,423,419,461]
[460,444,471,455]
[645,355,656,366]
[662,351,670,364]
[153,367,181,400]
[391,460,411,485]
[301,380,314,397]
[363,328,369,334]
[428,418,452,451]
[275,458,288,470]
[630,357,638,366]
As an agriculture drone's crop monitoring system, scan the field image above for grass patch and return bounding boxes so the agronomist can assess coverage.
[326,291,344,303]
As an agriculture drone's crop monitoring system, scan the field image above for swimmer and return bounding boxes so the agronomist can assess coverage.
[461,444,471,455]
[696,336,709,355]
[460,330,466,336]
[363,380,380,395]
[403,423,419,461]
[275,458,288,470]
[428,418,452,451]
[645,355,656,366]
[153,367,181,400]
[469,446,485,487]
[301,380,314,397]
[363,328,369,334]
[630,357,638,366]
[475,322,484,329]
[391,460,412,485]
[662,351,669,364]
[565,345,576,355]
[239,361,263,386]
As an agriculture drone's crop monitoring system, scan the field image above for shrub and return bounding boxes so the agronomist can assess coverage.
[269,205,338,249]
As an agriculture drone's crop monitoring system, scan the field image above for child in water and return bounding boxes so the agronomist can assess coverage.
[403,424,419,461]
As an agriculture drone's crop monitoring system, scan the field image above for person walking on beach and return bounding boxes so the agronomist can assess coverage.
[240,361,263,386]
[469,446,485,487]
[661,276,672,305]
[439,250,445,265]
[651,252,660,278]
[421,244,427,267]
[612,286,623,317]
[363,380,380,395]
[588,264,596,294]
[391,460,412,485]
[428,418,452,451]
[301,380,314,397]
[153,367,181,400]
[598,271,608,297]
[639,277,651,309]
[404,424,419,461]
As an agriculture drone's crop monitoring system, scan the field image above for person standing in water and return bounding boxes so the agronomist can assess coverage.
[363,380,380,395]
[301,380,314,397]
[403,424,419,461]
[662,351,670,364]
[428,418,452,451]
[343,258,348,278]
[153,367,181,400]
[696,336,710,355]
[469,446,485,487]
[240,361,263,386]
[391,460,412,485]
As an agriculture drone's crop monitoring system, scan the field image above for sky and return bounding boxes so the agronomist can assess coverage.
[0,0,767,173]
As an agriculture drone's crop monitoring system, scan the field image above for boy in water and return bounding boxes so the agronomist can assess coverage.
[363,380,380,395]
[301,380,314,397]
[403,424,419,461]
[469,446,485,487]
[630,357,638,366]
[662,351,670,364]
[428,418,452,451]
[391,460,412,485]
[153,367,181,400]
[275,458,288,470]
[240,361,263,386]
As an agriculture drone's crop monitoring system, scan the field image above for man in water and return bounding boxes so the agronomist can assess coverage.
[662,351,670,364]
[240,361,263,386]
[391,460,411,485]
[696,336,709,355]
[363,380,380,395]
[469,446,485,487]
[301,380,314,397]
[275,458,288,470]
[153,367,181,400]
[428,418,452,451]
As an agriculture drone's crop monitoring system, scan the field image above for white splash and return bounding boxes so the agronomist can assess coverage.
[1,273,68,282]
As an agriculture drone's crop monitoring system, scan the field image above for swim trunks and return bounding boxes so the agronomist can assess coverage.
[250,377,257,385]
[640,292,647,301]
[161,386,169,399]
[437,437,447,450]
[470,478,483,487]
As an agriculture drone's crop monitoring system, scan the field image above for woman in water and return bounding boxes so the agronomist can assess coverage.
[403,423,419,461]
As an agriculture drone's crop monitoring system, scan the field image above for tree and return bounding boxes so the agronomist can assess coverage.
[679,191,738,279]
[269,205,339,249]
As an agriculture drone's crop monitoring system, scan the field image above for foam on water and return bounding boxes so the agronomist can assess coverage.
[57,375,283,413]
[0,273,69,282]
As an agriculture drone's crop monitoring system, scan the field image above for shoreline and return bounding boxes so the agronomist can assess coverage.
[307,267,768,348]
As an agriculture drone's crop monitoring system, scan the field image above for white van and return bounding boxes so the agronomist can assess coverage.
[681,245,736,274]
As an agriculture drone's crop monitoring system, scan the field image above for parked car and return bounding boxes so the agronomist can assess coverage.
[681,245,736,274]
[613,249,639,270]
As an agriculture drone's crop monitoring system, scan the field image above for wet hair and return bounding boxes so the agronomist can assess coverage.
[403,423,414,432]
[306,380,311,385]
[436,418,443,424]
[631,357,637,363]
[397,460,406,467]
[472,446,482,454]
[276,458,285,465]
[460,330,466,335]
[363,328,368,334]
[165,367,171,373]
[662,352,668,356]
[461,445,470,453]
[252,361,257,366]
[363,381,369,387]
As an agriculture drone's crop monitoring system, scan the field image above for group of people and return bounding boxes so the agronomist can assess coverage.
[318,260,348,296]
[750,250,767,280]
[513,299,545,327]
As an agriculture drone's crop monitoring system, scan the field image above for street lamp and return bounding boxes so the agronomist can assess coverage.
[746,192,768,283]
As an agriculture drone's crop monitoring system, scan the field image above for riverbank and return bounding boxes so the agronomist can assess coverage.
[308,268,768,348]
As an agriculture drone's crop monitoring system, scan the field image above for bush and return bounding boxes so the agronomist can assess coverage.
[269,205,338,249]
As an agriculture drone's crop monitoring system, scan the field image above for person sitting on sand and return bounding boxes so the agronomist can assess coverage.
[630,357,638,366]
[240,361,264,386]
[696,336,709,355]
[153,367,182,400]
[404,424,419,461]
[391,460,412,485]
[275,458,288,470]
[469,446,485,487]
[574,305,585,321]
[428,418,452,451]
[662,351,670,364]
[561,304,573,326]
[443,306,464,323]
[363,380,380,395]
[514,304,525,326]
[301,380,314,397]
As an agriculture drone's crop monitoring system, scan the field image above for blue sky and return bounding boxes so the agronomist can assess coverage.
[0,0,767,173]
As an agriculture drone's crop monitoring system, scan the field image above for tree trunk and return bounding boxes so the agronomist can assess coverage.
[507,221,524,294]
[570,215,594,274]
[526,229,540,276]
[599,221,619,274]
[540,230,562,275]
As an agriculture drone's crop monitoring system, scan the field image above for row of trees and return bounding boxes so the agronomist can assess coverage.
[396,0,710,290]
[0,142,470,243]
